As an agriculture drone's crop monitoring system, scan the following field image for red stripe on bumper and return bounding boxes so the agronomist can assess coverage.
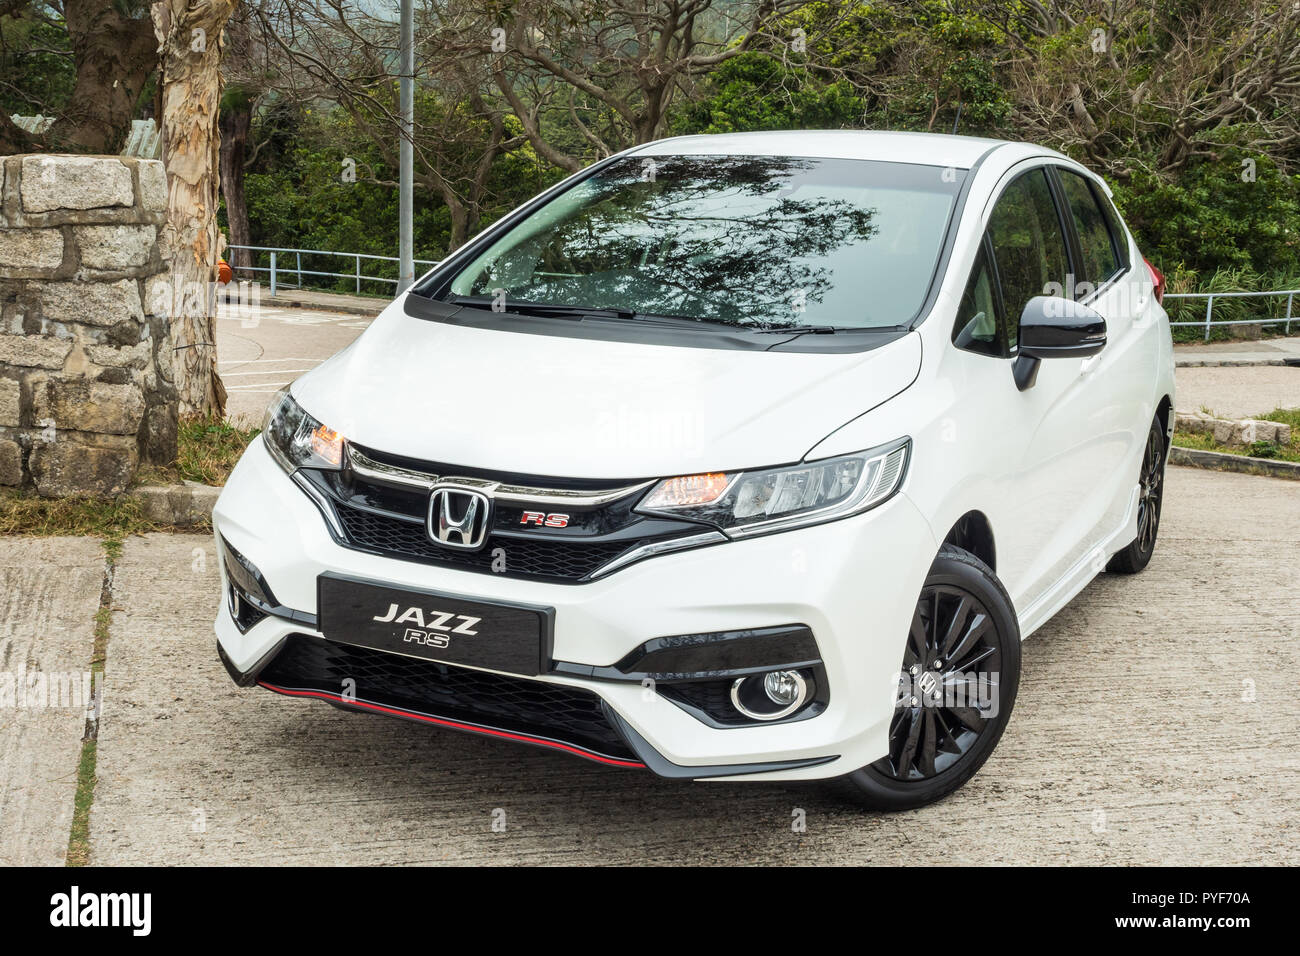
[258,681,647,769]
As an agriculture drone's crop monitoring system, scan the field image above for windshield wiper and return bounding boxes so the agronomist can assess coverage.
[447,297,754,331]
[754,324,840,334]
[446,296,851,334]
[447,296,633,320]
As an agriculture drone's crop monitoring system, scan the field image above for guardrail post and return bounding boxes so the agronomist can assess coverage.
[269,251,277,297]
[1203,295,1214,341]
[296,251,303,288]
[356,254,361,294]
[1286,293,1294,336]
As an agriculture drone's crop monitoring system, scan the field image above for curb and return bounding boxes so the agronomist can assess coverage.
[1175,351,1294,366]
[1175,358,1287,368]
[1170,446,1300,481]
[129,482,221,527]
[263,294,383,318]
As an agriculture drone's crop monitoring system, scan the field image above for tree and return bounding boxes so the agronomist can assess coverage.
[0,0,157,153]
[55,0,158,150]
[219,84,253,271]
[458,0,819,172]
[250,0,532,250]
[219,7,256,271]
[971,0,1300,177]
[152,0,240,417]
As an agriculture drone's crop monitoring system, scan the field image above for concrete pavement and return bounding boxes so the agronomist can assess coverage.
[76,466,1300,865]
[0,538,102,866]
[1174,335,1300,367]
[1174,365,1300,419]
[4,289,1296,864]
[262,288,389,317]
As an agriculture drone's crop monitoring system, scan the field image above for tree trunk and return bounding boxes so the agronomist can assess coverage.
[219,97,252,271]
[152,0,238,418]
[0,112,40,154]
[50,0,159,153]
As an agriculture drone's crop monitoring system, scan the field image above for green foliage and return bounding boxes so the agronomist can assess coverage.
[671,53,865,134]
[680,2,1012,137]
[228,97,552,279]
[0,13,74,117]
[674,0,1297,311]
[4,0,1298,314]
[1113,148,1300,278]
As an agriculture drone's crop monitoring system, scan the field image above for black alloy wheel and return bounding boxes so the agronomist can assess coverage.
[841,545,1020,810]
[1107,416,1167,574]
[877,583,1003,780]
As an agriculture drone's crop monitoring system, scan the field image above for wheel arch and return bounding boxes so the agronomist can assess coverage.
[940,510,996,572]
[1155,394,1173,447]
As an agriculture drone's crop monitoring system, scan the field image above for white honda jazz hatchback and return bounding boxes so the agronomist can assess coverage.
[214,131,1174,809]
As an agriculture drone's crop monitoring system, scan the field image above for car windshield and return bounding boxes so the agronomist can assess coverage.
[445,155,966,330]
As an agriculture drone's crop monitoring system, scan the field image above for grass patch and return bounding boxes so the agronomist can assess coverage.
[0,491,168,537]
[65,740,97,867]
[1261,407,1300,430]
[1,413,244,537]
[66,539,116,867]
[1173,406,1300,463]
[137,414,260,487]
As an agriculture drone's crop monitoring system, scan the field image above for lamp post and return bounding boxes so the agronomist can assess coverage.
[397,0,414,293]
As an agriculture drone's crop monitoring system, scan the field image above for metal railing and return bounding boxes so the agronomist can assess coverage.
[1164,289,1297,340]
[226,244,439,297]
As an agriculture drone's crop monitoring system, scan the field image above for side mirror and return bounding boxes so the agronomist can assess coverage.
[1013,295,1107,391]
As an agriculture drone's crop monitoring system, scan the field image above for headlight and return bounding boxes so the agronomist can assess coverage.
[262,386,345,473]
[636,438,909,538]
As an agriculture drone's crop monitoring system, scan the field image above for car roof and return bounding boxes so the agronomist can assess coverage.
[631,130,1020,169]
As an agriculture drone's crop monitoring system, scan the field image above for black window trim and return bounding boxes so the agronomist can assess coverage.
[986,230,1013,356]
[1048,164,1132,303]
[1091,176,1133,273]
[1044,166,1086,294]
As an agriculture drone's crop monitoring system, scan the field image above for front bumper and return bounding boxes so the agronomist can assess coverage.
[212,437,939,782]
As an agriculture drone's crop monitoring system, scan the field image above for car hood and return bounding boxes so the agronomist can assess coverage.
[292,300,921,480]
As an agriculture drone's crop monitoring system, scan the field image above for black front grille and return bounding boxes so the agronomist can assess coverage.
[333,504,633,581]
[259,635,640,764]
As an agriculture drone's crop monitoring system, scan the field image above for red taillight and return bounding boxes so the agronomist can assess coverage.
[1144,257,1165,304]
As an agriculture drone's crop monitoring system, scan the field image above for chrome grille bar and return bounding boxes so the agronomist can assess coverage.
[346,446,653,508]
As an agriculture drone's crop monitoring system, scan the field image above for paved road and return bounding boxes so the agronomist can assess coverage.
[1175,365,1300,419]
[22,466,1281,864]
[217,301,372,426]
[1174,335,1300,367]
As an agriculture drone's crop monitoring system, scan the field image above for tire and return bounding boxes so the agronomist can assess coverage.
[1106,416,1167,575]
[839,545,1021,811]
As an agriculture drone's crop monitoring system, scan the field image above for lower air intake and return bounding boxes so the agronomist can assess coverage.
[258,635,642,766]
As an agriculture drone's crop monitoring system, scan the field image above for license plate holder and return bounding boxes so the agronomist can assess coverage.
[316,572,553,676]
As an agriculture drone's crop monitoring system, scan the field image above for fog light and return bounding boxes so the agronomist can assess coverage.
[219,536,274,634]
[730,669,809,721]
[764,670,801,706]
[227,580,243,620]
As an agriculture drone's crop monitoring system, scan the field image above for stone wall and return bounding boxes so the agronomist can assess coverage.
[0,154,177,496]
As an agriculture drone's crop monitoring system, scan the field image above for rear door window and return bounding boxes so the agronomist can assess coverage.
[1058,169,1122,293]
